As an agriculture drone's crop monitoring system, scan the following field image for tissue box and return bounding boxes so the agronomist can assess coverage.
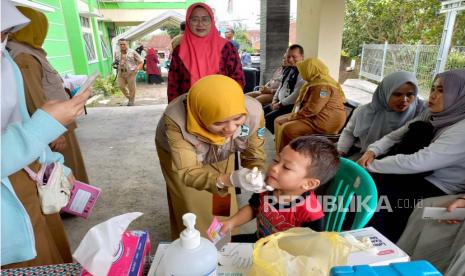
[82,230,151,276]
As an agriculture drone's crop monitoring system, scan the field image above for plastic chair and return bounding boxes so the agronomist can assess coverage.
[136,70,147,83]
[324,158,378,232]
[243,67,260,92]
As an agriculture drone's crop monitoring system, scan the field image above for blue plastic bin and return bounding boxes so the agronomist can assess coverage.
[330,261,442,276]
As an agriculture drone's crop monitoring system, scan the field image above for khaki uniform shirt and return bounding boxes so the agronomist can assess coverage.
[115,49,142,73]
[156,94,266,194]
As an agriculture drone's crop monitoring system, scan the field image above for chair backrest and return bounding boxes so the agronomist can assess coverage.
[308,101,359,144]
[243,67,260,92]
[340,101,358,132]
[136,70,146,82]
[324,158,378,232]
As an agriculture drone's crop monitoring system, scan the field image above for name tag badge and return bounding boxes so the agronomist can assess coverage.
[257,127,266,139]
[320,90,328,97]
[239,125,250,137]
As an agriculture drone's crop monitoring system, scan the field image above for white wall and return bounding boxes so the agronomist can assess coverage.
[296,0,345,80]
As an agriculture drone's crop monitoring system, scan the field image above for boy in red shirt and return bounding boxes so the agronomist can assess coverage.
[220,136,340,242]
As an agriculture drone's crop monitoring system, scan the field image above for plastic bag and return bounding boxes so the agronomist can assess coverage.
[249,227,352,276]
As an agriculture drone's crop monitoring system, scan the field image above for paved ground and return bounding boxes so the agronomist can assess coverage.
[64,104,169,251]
[63,78,374,252]
[92,81,168,107]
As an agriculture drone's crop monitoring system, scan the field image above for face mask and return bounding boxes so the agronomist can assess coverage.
[1,34,9,52]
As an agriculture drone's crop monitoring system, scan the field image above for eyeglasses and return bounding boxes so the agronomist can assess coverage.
[189,16,211,26]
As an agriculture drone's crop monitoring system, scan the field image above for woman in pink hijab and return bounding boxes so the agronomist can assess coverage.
[146,48,163,84]
[167,2,244,102]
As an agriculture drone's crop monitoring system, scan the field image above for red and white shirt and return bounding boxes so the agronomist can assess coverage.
[249,191,324,237]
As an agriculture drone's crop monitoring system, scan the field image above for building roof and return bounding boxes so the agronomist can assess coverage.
[145,35,171,50]
[112,10,183,50]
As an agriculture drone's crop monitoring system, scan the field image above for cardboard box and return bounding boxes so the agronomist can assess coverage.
[62,180,101,218]
[82,230,151,276]
[341,227,410,266]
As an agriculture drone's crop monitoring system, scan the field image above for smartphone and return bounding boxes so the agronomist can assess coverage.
[422,207,465,220]
[74,72,100,96]
[42,163,55,185]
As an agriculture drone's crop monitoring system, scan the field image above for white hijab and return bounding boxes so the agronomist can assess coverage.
[1,0,30,33]
[1,0,30,133]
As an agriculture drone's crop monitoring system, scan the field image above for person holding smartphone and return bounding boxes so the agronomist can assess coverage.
[398,195,465,275]
[1,0,90,267]
[8,6,89,184]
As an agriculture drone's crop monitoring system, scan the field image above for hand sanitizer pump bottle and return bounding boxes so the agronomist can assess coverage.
[160,213,218,275]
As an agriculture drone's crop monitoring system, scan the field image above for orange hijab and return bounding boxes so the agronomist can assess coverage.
[179,2,228,87]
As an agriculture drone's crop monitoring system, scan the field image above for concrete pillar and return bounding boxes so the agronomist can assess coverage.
[260,0,290,84]
[296,0,345,80]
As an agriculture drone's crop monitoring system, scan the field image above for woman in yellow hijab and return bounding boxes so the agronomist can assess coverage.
[274,58,346,151]
[155,75,266,239]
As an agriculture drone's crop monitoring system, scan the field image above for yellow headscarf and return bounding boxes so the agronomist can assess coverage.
[10,7,48,49]
[187,75,247,145]
[294,58,345,112]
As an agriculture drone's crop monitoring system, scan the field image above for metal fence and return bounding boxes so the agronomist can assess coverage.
[360,43,465,97]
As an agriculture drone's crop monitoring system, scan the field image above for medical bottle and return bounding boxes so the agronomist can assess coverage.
[160,213,218,275]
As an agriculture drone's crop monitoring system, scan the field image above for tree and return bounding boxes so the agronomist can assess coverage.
[162,24,181,38]
[343,0,465,57]
[233,23,253,52]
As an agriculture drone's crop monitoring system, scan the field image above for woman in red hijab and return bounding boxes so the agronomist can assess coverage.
[167,2,245,102]
[146,48,163,84]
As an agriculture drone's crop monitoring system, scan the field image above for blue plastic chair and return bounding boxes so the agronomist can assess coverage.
[136,70,147,83]
[324,158,378,232]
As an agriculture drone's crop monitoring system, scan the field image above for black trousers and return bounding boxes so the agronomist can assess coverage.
[148,74,163,84]
[367,173,446,242]
[263,104,294,134]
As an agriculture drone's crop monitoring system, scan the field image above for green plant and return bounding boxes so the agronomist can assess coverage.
[92,75,120,96]
[233,23,252,51]
[341,50,351,58]
[343,0,465,58]
[446,50,465,70]
[162,24,181,38]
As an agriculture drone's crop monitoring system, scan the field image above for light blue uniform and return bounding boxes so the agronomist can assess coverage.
[1,50,69,265]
